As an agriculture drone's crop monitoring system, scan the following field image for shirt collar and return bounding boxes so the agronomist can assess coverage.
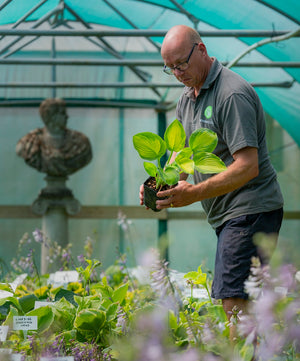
[202,57,222,89]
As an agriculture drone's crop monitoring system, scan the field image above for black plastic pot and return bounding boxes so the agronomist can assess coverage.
[143,177,164,212]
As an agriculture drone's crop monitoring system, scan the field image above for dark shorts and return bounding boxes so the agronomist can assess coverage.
[211,208,283,300]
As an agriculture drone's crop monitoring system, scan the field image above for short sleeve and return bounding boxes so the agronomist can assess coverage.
[218,93,259,155]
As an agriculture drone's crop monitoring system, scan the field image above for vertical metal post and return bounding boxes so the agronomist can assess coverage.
[157,111,168,261]
[51,37,56,98]
[118,67,125,254]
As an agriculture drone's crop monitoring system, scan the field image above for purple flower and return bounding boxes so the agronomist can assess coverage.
[151,258,170,297]
[32,228,44,244]
[77,254,85,264]
[254,289,276,334]
[117,210,132,232]
[172,348,200,361]
[278,263,297,291]
[257,331,285,361]
[238,314,257,345]
[244,257,270,299]
[116,307,127,332]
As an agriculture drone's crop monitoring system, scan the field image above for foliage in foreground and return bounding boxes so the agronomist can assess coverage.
[0,230,299,361]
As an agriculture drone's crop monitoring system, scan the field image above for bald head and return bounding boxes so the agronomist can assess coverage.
[161,25,212,93]
[161,25,202,58]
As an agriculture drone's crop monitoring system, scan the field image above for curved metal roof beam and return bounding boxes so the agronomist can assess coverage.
[226,27,300,68]
[169,0,200,28]
[0,3,65,57]
[254,0,300,25]
[0,0,13,12]
[0,0,48,39]
[102,0,161,51]
[137,0,200,28]
[64,2,162,98]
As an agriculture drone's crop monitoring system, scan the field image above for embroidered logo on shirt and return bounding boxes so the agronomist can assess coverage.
[204,105,212,119]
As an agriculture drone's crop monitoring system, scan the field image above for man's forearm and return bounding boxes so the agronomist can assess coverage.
[193,147,259,202]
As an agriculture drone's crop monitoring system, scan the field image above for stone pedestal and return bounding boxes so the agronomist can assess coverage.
[32,176,80,274]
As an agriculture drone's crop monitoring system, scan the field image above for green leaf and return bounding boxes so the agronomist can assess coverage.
[0,284,13,293]
[207,305,228,324]
[184,271,198,280]
[168,310,178,330]
[74,309,106,333]
[175,157,194,174]
[57,329,77,342]
[194,152,227,174]
[89,297,103,310]
[97,282,114,299]
[74,295,86,310]
[237,343,255,361]
[50,297,76,333]
[143,162,157,177]
[0,297,21,313]
[106,303,119,322]
[55,288,78,307]
[175,147,192,160]
[184,266,207,286]
[27,305,54,334]
[112,283,128,304]
[175,147,194,174]
[3,306,19,328]
[164,119,186,152]
[162,165,180,186]
[174,324,188,341]
[133,132,166,161]
[19,294,38,314]
[189,128,218,153]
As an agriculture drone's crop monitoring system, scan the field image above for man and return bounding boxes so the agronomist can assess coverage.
[139,25,284,328]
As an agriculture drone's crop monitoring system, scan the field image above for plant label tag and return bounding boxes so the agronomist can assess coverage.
[40,357,74,361]
[13,316,38,330]
[0,325,9,341]
[34,301,54,309]
[10,354,23,361]
[48,270,78,287]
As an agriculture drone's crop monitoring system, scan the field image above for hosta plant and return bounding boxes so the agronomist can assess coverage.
[133,119,227,211]
[133,118,226,190]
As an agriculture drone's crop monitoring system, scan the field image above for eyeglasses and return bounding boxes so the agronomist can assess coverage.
[163,43,198,75]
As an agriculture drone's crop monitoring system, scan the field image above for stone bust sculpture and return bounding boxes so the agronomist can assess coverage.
[16,98,92,177]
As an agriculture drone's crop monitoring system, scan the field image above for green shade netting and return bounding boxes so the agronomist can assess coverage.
[0,0,299,145]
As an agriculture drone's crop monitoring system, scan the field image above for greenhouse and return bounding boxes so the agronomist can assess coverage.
[0,0,299,360]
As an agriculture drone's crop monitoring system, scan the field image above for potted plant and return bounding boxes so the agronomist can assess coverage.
[133,119,227,211]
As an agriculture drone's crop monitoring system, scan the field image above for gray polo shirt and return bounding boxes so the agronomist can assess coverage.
[176,58,283,229]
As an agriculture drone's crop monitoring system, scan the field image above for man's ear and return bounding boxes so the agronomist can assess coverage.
[198,42,207,55]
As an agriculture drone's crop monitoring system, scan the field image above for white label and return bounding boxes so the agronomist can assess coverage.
[0,325,9,341]
[40,357,74,361]
[10,354,23,361]
[0,348,12,354]
[13,316,38,330]
[48,271,78,287]
[34,301,54,309]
